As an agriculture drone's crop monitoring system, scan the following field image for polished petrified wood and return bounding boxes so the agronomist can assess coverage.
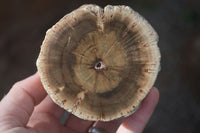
[36,4,161,121]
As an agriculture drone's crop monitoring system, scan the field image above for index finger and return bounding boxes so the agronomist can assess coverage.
[0,73,47,126]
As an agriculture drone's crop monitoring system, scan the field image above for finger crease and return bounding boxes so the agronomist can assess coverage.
[21,87,37,106]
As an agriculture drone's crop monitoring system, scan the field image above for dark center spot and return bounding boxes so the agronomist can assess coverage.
[94,61,106,70]
[96,62,101,68]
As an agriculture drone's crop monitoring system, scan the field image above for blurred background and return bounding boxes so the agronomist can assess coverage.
[0,0,200,132]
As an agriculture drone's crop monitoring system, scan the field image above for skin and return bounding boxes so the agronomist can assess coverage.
[0,73,159,133]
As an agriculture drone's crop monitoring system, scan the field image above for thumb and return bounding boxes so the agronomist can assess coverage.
[117,87,159,133]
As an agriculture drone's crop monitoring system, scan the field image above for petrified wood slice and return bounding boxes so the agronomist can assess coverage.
[36,4,161,121]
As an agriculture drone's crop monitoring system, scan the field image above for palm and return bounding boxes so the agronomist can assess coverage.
[5,113,89,133]
[26,99,93,133]
[28,111,71,133]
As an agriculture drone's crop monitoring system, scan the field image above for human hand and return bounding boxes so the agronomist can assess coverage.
[0,73,159,133]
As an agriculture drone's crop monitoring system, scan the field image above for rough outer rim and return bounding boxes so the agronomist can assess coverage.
[36,4,161,121]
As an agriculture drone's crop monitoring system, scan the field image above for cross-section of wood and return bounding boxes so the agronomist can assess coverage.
[36,4,161,121]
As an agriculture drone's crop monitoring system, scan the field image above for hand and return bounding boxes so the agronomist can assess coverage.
[0,73,159,133]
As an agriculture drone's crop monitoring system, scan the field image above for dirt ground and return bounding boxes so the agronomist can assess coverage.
[0,0,200,133]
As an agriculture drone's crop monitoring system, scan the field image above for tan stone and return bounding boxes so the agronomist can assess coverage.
[36,4,161,121]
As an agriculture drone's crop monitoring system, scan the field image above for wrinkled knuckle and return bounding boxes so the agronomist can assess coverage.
[12,81,23,89]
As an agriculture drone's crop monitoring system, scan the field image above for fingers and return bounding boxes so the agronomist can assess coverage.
[117,87,159,133]
[31,96,64,119]
[65,114,94,132]
[90,118,124,133]
[0,73,47,126]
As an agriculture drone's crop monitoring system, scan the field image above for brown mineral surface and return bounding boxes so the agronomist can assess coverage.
[36,4,160,121]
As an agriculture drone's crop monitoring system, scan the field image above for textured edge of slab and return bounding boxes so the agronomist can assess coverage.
[36,4,161,121]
